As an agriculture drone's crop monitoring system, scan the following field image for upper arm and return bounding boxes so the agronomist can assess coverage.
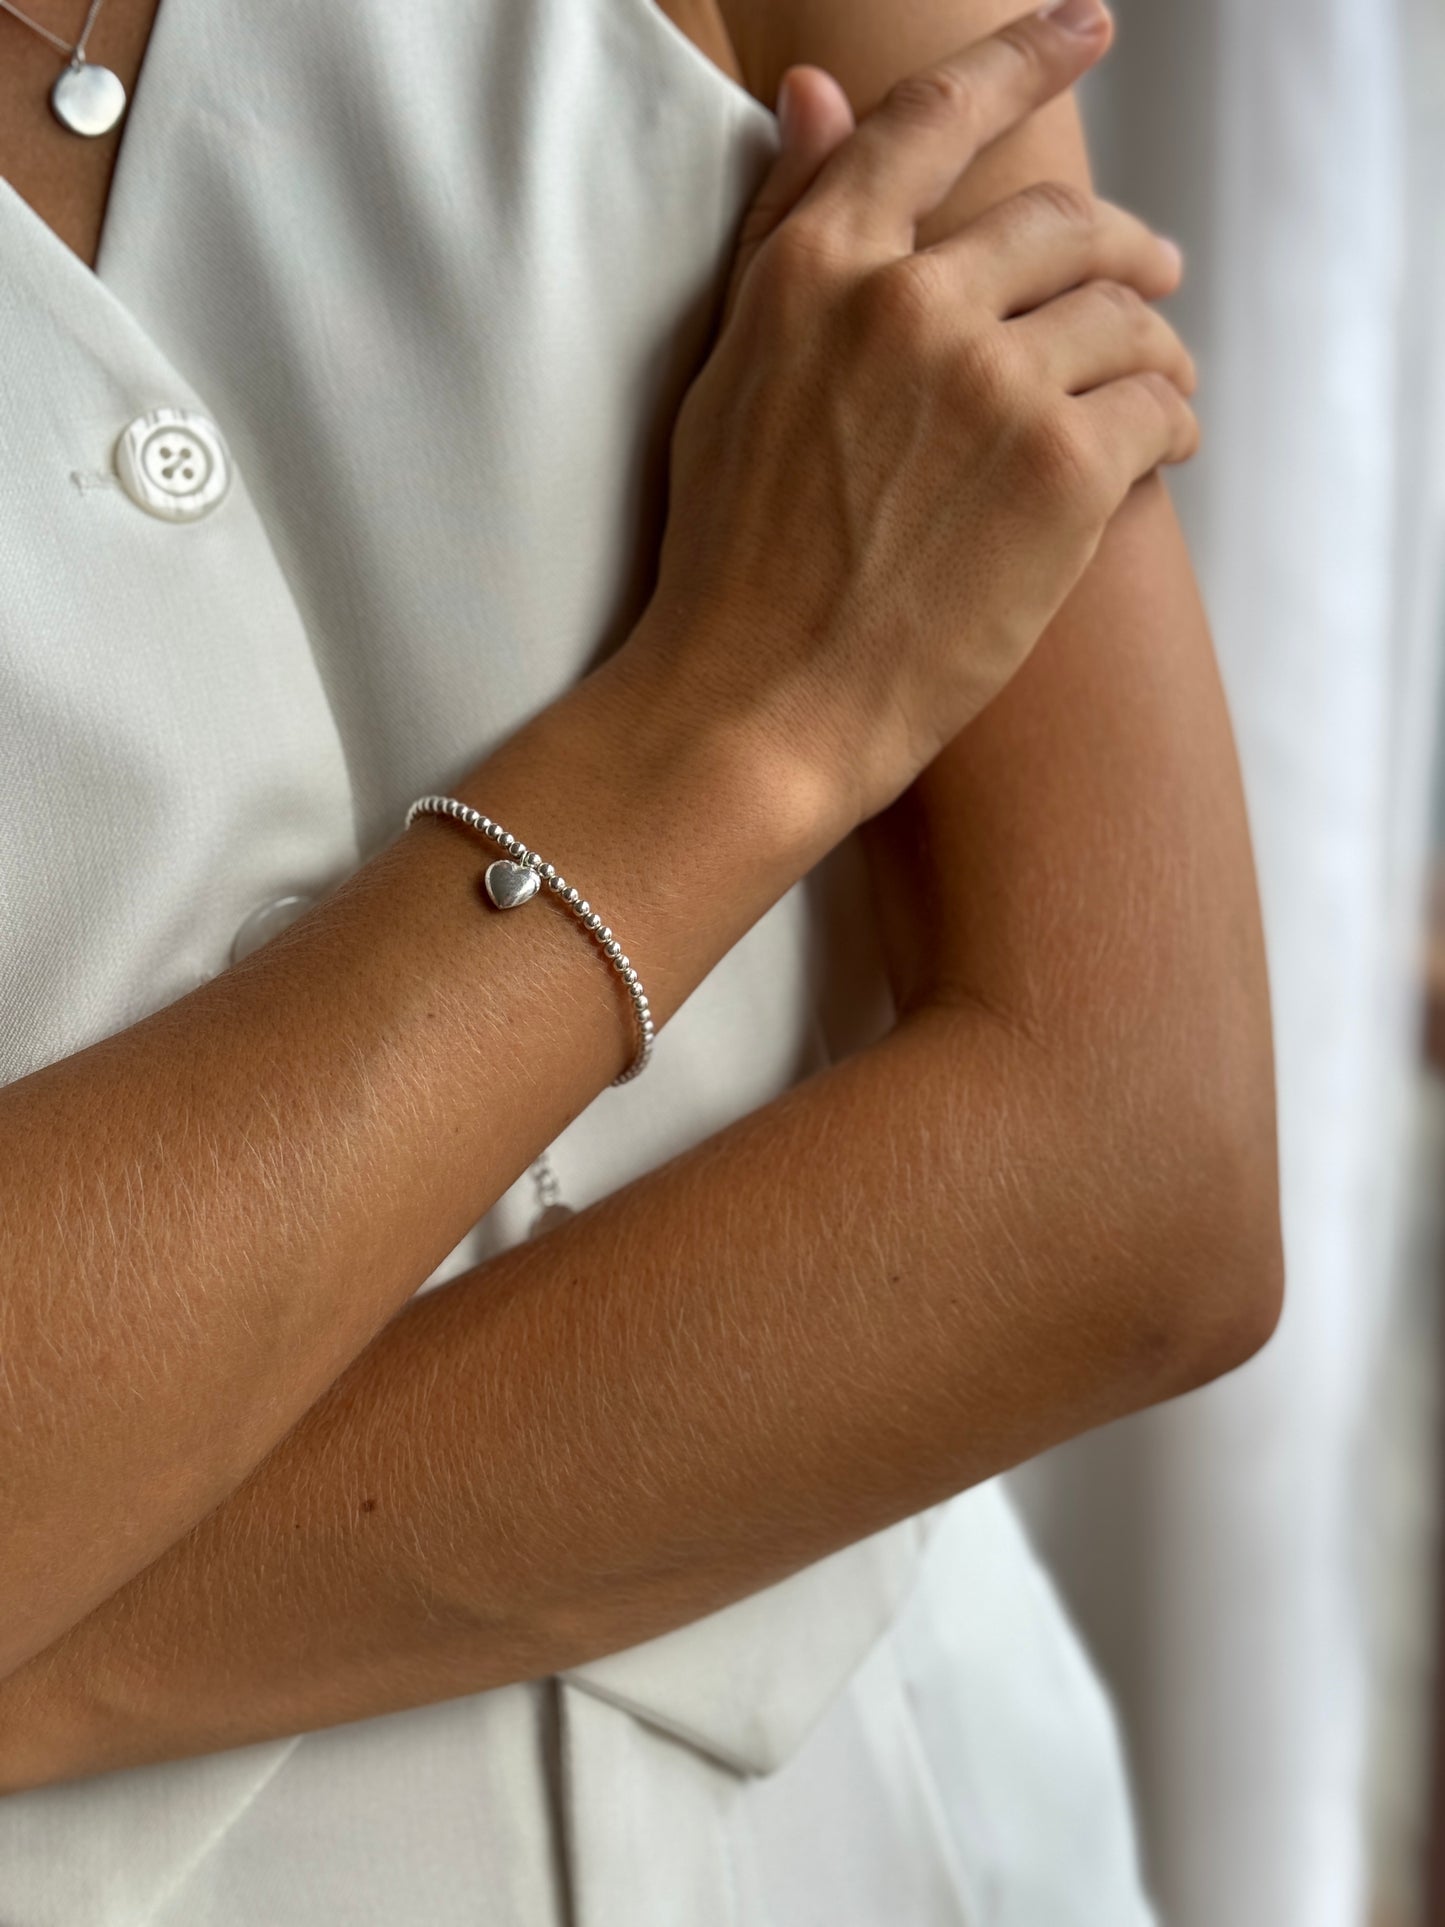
[728,0,1278,1193]
[732,0,1094,217]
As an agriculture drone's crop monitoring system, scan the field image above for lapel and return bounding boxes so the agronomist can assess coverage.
[565,1510,942,1774]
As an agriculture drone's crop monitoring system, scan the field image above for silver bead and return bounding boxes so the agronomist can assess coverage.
[401,794,653,1086]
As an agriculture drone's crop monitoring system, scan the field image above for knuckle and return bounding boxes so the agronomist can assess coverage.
[1154,332,1196,394]
[853,257,940,347]
[884,64,977,126]
[950,328,1016,414]
[993,21,1047,73]
[1135,367,1182,411]
[1133,371,1200,459]
[757,222,818,291]
[1018,177,1094,231]
[1094,278,1148,325]
[752,219,846,309]
[1013,403,1099,508]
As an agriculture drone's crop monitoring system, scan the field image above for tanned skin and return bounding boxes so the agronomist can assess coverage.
[0,0,1278,1786]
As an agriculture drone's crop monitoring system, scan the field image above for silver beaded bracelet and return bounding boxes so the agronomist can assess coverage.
[402,794,654,1085]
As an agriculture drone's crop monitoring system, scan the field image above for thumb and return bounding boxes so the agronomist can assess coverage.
[720,66,856,332]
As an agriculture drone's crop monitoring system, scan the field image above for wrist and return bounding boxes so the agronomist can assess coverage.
[608,597,855,871]
[440,615,842,1033]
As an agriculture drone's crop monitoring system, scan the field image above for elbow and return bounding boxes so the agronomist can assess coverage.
[1171,1139,1284,1396]
[1103,1052,1285,1404]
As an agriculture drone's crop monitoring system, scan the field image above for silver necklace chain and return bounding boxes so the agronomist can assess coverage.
[527,1147,575,1238]
[0,0,106,63]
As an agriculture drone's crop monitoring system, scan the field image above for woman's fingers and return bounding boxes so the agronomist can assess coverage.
[720,67,857,332]
[1080,371,1201,500]
[1013,279,1197,395]
[943,184,1181,315]
[792,0,1114,255]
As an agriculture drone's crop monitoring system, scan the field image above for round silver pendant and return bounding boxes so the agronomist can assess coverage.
[51,60,127,138]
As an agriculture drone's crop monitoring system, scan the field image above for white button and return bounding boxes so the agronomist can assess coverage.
[231,894,315,966]
[114,408,232,522]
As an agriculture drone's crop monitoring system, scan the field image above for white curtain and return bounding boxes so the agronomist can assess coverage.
[1011,3,1445,1922]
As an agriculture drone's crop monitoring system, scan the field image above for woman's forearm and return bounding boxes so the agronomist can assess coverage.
[0,6,1208,1688]
[0,1,1236,1769]
[0,982,1271,1792]
[823,12,1283,1372]
[0,634,828,1682]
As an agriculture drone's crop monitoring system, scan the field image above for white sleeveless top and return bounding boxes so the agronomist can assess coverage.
[0,1,1155,1918]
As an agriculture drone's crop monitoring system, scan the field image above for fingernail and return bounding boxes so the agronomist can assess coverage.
[1159,237,1184,273]
[775,72,796,140]
[1038,0,1109,33]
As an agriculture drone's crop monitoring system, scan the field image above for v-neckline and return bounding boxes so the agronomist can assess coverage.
[1,0,775,329]
[626,0,773,127]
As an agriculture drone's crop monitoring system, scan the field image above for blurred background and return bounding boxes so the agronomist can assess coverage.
[1005,3,1445,1923]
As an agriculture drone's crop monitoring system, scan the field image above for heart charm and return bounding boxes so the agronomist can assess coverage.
[483,858,541,910]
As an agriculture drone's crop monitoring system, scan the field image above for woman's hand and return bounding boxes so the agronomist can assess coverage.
[635,0,1197,832]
